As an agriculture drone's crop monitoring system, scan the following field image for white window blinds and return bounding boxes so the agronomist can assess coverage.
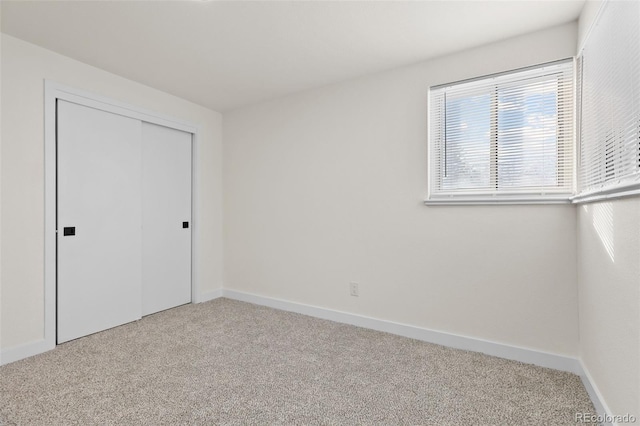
[428,60,574,203]
[576,0,640,201]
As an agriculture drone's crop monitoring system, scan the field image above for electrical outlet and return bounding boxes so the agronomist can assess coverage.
[350,282,359,297]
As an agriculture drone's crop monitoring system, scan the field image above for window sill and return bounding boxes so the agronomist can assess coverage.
[571,181,640,204]
[424,195,572,206]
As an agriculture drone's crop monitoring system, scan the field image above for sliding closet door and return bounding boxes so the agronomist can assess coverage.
[141,122,192,316]
[57,101,142,343]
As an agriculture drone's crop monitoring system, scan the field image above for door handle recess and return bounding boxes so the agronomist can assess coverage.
[63,227,76,236]
[182,222,189,229]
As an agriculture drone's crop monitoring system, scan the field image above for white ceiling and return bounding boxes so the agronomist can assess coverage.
[1,1,585,112]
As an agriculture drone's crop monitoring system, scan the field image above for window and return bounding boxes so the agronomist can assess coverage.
[574,0,640,202]
[428,60,574,204]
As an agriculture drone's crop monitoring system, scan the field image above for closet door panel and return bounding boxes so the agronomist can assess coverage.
[141,122,192,316]
[57,100,143,343]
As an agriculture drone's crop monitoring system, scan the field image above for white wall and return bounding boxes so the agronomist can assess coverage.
[576,0,640,418]
[223,23,579,356]
[578,201,640,418]
[0,9,4,360]
[0,35,224,350]
[578,0,602,51]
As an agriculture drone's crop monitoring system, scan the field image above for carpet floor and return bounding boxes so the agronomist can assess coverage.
[0,298,594,425]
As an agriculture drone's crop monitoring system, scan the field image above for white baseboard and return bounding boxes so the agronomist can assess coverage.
[579,360,615,426]
[1,339,55,366]
[220,289,581,374]
[195,288,223,303]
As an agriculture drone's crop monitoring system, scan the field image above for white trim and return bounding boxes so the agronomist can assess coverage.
[221,289,581,374]
[190,130,202,308]
[579,359,616,425]
[572,181,640,204]
[431,58,574,91]
[45,81,198,133]
[424,196,571,206]
[576,53,584,199]
[0,339,55,366]
[44,80,202,353]
[426,88,433,202]
[196,288,224,303]
[44,82,57,353]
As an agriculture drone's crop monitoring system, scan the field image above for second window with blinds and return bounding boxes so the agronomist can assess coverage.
[427,60,574,204]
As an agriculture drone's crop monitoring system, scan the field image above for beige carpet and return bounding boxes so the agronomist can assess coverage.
[0,298,594,425]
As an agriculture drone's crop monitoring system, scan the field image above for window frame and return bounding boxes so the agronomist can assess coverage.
[426,59,575,206]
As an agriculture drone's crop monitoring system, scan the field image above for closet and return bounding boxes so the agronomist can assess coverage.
[56,100,192,343]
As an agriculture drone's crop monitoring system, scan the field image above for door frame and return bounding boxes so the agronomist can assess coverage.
[44,80,201,349]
